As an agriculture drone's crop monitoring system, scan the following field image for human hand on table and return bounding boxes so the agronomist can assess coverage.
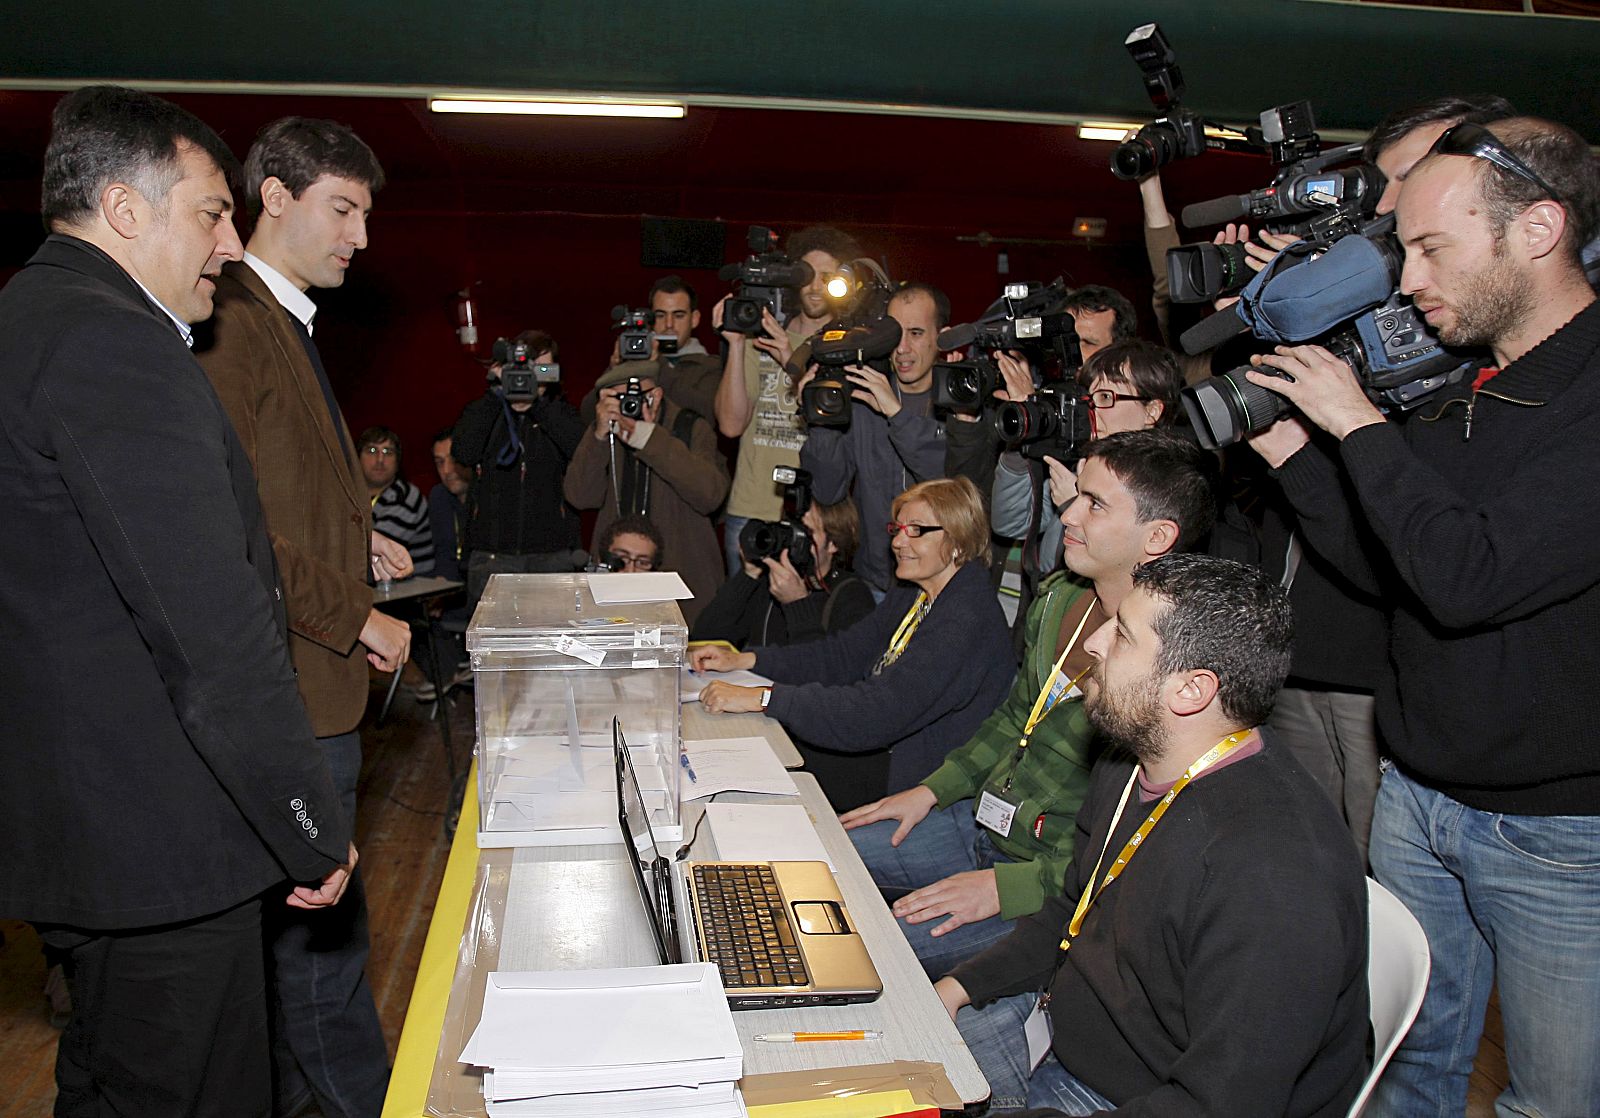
[893,870,1001,937]
[698,682,767,714]
[370,531,413,581]
[288,844,359,909]
[360,608,411,671]
[688,645,756,673]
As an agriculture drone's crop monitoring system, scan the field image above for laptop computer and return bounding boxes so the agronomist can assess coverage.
[614,719,882,1010]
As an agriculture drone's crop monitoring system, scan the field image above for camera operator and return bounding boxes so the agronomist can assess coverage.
[690,497,874,647]
[451,329,586,607]
[564,363,730,620]
[798,281,953,598]
[581,275,722,424]
[990,338,1180,598]
[1245,116,1600,1118]
[713,225,861,574]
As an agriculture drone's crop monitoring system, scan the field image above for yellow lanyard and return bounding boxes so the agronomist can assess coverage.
[1059,732,1250,949]
[873,592,930,676]
[1000,598,1097,793]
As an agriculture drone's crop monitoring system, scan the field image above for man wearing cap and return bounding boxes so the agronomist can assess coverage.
[564,362,729,619]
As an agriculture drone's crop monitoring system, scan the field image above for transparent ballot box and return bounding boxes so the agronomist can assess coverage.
[466,573,685,847]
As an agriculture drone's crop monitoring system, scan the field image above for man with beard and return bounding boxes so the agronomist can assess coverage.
[1244,116,1600,1118]
[933,554,1368,1116]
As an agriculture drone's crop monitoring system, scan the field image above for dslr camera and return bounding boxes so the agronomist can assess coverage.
[933,280,1078,414]
[801,258,901,429]
[719,226,815,335]
[995,383,1093,464]
[491,337,559,404]
[1110,24,1220,182]
[738,467,817,578]
[616,376,650,420]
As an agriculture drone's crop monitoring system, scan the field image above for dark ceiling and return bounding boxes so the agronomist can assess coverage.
[4,0,1600,139]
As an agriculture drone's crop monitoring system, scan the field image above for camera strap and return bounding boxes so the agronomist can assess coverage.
[494,394,524,467]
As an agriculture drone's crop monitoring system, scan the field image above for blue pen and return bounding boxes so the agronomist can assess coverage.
[679,752,699,783]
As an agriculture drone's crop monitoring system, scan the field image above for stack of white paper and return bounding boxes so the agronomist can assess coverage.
[461,964,746,1117]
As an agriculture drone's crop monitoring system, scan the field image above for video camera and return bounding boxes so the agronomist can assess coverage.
[491,337,560,403]
[801,258,901,429]
[738,466,817,578]
[933,280,1079,414]
[611,305,658,362]
[1166,104,1385,304]
[719,226,815,335]
[1178,213,1473,449]
[1109,23,1239,182]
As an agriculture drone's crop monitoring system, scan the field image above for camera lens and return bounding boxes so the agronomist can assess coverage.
[725,297,762,333]
[1180,369,1293,451]
[1111,136,1156,181]
[996,399,1058,444]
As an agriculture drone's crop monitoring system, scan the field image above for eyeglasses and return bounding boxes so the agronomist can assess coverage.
[609,550,655,572]
[1086,388,1151,409]
[1430,122,1561,204]
[361,445,396,457]
[886,522,945,539]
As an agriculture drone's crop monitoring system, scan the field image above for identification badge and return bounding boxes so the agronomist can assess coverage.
[1024,1000,1054,1070]
[975,790,1018,837]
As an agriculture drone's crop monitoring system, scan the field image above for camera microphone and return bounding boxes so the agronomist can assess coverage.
[1182,194,1250,229]
[937,323,979,351]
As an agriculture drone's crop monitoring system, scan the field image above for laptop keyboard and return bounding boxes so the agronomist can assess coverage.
[692,864,810,989]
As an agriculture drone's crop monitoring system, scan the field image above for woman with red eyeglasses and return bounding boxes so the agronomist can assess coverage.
[694,476,1014,809]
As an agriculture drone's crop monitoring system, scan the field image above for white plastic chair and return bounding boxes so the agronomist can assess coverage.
[1347,877,1431,1118]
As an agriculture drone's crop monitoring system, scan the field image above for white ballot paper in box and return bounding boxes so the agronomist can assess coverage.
[702,802,835,872]
[462,964,741,1070]
[587,571,693,604]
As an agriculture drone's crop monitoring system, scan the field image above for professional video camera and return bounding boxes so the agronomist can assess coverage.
[610,305,657,362]
[737,466,817,578]
[490,337,560,403]
[801,258,901,429]
[933,280,1079,414]
[1178,213,1474,449]
[1165,104,1386,304]
[719,226,815,335]
[1110,23,1241,181]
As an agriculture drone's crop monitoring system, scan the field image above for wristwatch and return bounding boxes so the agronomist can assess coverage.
[760,687,773,710]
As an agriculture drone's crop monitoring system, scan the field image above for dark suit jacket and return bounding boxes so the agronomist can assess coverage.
[195,260,372,736]
[0,235,349,929]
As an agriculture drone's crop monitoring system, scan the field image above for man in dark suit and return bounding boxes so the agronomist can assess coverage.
[195,117,398,1118]
[0,87,358,1117]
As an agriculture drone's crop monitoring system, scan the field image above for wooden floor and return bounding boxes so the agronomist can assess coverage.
[0,672,1512,1116]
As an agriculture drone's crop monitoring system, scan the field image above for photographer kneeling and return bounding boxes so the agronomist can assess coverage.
[695,476,1013,810]
[690,496,874,647]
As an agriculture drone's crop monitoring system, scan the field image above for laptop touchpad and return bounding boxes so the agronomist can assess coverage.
[793,901,849,934]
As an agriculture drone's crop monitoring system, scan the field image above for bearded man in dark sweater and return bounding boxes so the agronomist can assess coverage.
[1246,116,1600,1118]
[935,554,1368,1115]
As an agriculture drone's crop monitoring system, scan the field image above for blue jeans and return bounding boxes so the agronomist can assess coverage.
[1368,766,1600,1118]
[956,991,1115,1113]
[722,515,749,577]
[266,731,389,1118]
[848,801,1016,979]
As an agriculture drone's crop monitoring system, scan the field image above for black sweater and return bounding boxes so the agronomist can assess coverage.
[1277,298,1600,815]
[755,562,1015,790]
[951,741,1369,1118]
[451,391,585,555]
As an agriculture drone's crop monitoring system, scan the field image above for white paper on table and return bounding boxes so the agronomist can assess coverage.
[702,802,835,872]
[460,963,739,1070]
[678,667,773,702]
[679,738,797,800]
[587,572,693,604]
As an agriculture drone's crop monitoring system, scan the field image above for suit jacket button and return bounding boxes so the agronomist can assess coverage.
[309,827,318,839]
[302,818,314,830]
[296,809,307,822]
[290,798,305,811]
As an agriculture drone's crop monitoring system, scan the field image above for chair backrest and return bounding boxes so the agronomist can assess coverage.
[1347,877,1431,1118]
